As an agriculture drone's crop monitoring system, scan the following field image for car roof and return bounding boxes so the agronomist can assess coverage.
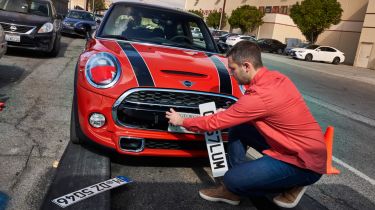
[112,1,202,19]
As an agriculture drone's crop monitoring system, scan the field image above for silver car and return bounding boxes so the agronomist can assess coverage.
[0,24,7,58]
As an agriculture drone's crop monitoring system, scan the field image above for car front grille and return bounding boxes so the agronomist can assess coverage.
[0,22,35,34]
[145,139,227,150]
[113,88,237,131]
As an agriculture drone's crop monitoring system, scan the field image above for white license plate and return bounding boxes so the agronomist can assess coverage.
[52,176,132,208]
[5,34,20,42]
[168,112,200,133]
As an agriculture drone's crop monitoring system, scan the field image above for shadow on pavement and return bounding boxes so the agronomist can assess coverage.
[0,64,25,89]
[5,41,69,58]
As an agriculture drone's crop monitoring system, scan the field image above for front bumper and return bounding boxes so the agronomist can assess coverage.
[6,32,55,52]
[61,25,82,36]
[291,51,306,59]
[77,85,228,157]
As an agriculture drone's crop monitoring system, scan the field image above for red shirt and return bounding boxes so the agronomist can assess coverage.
[183,67,327,174]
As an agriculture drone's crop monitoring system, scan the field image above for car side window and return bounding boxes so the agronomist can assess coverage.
[326,47,336,52]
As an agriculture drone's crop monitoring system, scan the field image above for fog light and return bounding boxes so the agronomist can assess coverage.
[89,113,106,128]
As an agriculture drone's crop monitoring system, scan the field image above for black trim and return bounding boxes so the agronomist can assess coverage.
[118,42,155,87]
[206,54,232,94]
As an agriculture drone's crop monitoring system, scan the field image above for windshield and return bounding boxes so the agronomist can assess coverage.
[67,11,95,21]
[99,4,217,52]
[0,0,50,17]
[305,44,320,49]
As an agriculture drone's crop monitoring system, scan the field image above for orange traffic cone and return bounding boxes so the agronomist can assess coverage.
[324,126,340,175]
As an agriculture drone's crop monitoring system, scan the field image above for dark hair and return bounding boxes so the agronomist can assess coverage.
[226,41,263,69]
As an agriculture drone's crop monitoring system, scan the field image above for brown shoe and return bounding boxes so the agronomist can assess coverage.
[273,186,307,208]
[199,184,241,205]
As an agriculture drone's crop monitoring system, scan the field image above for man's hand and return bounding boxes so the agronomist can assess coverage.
[165,108,184,126]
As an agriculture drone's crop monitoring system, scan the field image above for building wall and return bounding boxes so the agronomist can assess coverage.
[185,0,369,65]
[69,0,87,10]
[354,0,375,69]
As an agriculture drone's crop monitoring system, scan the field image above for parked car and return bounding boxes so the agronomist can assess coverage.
[191,27,203,40]
[290,45,345,64]
[0,25,6,59]
[70,1,243,157]
[0,0,62,57]
[211,29,228,42]
[217,33,238,43]
[257,38,286,54]
[226,35,257,47]
[62,10,97,36]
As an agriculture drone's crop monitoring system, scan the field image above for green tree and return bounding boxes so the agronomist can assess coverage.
[206,10,227,29]
[188,9,204,19]
[290,0,343,43]
[88,0,106,11]
[228,5,264,34]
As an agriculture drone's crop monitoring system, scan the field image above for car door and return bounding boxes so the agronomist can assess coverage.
[325,47,337,62]
[313,47,325,61]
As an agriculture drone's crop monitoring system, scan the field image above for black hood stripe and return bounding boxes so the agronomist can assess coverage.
[118,42,155,87]
[207,54,232,95]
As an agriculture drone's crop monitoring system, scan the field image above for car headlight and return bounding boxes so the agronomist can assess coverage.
[38,22,54,33]
[85,52,121,88]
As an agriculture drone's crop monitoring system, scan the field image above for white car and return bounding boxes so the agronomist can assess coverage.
[290,45,345,65]
[226,35,256,47]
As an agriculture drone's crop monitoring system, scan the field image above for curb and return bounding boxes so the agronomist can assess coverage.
[40,142,110,210]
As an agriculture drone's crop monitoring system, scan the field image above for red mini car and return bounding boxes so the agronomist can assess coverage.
[71,2,244,157]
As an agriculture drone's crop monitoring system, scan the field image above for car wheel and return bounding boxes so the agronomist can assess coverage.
[48,36,61,57]
[70,66,86,144]
[305,54,313,61]
[332,57,340,65]
[70,99,82,144]
[277,49,283,54]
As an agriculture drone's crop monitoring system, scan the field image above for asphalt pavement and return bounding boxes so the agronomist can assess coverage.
[0,39,374,210]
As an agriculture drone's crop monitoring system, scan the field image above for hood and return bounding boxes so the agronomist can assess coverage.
[79,39,241,99]
[63,17,96,26]
[0,10,51,27]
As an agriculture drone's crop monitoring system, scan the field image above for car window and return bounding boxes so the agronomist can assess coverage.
[67,11,95,21]
[326,47,337,52]
[0,0,51,17]
[100,4,216,52]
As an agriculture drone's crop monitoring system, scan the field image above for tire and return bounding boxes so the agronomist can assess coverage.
[70,98,82,144]
[305,54,313,62]
[332,57,340,65]
[70,64,86,144]
[48,36,60,57]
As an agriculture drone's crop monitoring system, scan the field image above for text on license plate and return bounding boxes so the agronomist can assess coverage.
[52,176,132,208]
[168,112,200,133]
[5,34,20,42]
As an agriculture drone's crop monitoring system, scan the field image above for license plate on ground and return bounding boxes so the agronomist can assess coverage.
[5,34,20,42]
[168,112,200,133]
[52,176,132,208]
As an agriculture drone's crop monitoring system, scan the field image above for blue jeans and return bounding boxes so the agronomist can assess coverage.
[223,124,322,197]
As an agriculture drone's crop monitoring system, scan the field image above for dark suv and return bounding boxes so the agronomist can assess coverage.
[0,0,61,56]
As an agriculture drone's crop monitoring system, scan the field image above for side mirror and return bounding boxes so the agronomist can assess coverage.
[96,19,101,24]
[74,22,92,40]
[316,49,321,52]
